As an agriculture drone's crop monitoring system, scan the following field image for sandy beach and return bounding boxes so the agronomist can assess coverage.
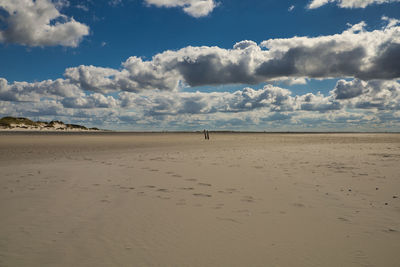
[0,132,399,266]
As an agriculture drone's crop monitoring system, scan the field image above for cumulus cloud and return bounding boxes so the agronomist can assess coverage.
[144,0,217,17]
[0,0,89,47]
[64,65,121,93]
[257,20,400,80]
[1,14,400,130]
[332,79,400,110]
[0,78,82,102]
[2,76,400,130]
[62,93,118,109]
[119,85,298,115]
[307,0,400,9]
[58,19,400,93]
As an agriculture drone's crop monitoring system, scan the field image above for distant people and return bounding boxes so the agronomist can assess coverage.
[203,129,210,140]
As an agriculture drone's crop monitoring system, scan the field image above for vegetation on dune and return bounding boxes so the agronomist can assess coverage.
[0,117,40,127]
[65,124,88,130]
[0,116,98,131]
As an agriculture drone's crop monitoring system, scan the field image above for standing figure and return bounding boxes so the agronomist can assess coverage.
[204,129,207,140]
[206,130,210,140]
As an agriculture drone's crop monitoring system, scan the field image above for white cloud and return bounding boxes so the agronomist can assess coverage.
[60,18,400,93]
[62,93,118,109]
[119,85,297,115]
[1,15,400,130]
[2,77,400,130]
[332,79,400,110]
[109,0,123,7]
[76,4,89,11]
[64,65,121,93]
[288,5,295,11]
[0,0,89,47]
[0,78,83,102]
[308,0,400,9]
[144,0,217,17]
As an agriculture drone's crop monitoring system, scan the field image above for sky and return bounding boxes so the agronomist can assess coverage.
[1,0,400,131]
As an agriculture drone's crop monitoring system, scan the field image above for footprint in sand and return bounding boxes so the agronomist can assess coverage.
[185,178,197,182]
[235,209,252,216]
[176,199,186,205]
[144,185,156,189]
[150,157,163,161]
[157,188,170,193]
[193,193,212,197]
[241,196,255,203]
[383,228,398,233]
[226,188,238,192]
[213,203,224,209]
[337,217,350,222]
[198,183,212,187]
[216,217,241,224]
[156,195,170,200]
[179,187,194,191]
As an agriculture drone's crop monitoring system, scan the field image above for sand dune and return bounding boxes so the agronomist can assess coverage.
[0,133,399,266]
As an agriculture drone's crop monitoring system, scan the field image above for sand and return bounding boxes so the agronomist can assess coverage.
[0,132,399,266]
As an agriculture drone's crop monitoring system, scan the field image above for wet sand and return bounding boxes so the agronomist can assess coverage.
[0,133,399,266]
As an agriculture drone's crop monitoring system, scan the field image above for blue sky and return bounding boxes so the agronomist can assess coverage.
[1,0,400,131]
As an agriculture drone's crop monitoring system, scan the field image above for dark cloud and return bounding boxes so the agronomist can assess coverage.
[360,43,400,80]
[333,79,365,99]
[256,44,366,79]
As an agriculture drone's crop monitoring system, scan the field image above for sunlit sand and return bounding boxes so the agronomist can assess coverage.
[1,133,399,266]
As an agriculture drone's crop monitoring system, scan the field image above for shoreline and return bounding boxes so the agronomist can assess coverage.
[1,129,400,134]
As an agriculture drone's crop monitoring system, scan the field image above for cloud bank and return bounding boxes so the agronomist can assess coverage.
[0,0,89,47]
[308,0,400,9]
[59,19,400,94]
[1,17,400,130]
[144,0,217,17]
[2,74,400,130]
